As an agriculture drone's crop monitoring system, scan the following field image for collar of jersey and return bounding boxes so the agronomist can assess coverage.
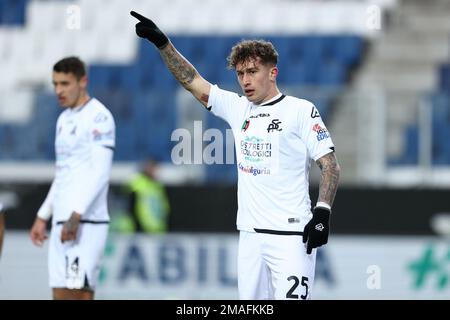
[69,97,92,113]
[256,93,284,107]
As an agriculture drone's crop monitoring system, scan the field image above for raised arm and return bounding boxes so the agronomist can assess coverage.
[130,11,211,108]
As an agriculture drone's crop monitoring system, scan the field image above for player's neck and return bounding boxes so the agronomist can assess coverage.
[258,86,281,105]
[71,93,91,109]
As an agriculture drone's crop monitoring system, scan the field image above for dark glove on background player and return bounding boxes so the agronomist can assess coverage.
[302,207,330,254]
[130,11,169,49]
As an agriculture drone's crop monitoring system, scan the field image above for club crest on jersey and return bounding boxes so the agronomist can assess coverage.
[312,123,330,141]
[267,119,282,133]
[241,119,250,132]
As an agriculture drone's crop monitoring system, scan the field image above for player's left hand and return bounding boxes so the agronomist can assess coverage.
[61,212,81,242]
[302,207,330,254]
[130,11,169,49]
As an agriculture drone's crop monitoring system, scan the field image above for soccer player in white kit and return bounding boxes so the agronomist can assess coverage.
[29,57,115,300]
[131,12,340,300]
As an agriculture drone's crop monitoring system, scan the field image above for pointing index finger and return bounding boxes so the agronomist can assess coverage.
[130,10,147,22]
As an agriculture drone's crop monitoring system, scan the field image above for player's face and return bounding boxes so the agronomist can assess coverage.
[52,72,87,108]
[236,58,278,105]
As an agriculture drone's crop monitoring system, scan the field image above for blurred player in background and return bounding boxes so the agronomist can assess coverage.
[131,12,340,300]
[29,57,116,300]
[112,159,170,234]
[0,202,4,259]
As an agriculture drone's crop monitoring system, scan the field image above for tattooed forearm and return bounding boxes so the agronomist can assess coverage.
[316,152,341,207]
[160,43,197,88]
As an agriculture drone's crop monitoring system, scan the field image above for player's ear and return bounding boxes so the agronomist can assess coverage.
[270,66,278,81]
[79,75,88,89]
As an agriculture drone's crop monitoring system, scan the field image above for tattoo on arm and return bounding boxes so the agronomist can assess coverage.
[200,94,209,103]
[160,44,197,88]
[316,152,341,207]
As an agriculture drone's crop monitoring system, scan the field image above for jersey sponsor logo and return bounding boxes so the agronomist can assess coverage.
[241,119,250,132]
[249,113,270,119]
[288,218,300,224]
[311,106,320,118]
[238,162,270,176]
[92,129,114,141]
[94,112,108,123]
[240,136,272,163]
[312,123,330,141]
[266,119,282,133]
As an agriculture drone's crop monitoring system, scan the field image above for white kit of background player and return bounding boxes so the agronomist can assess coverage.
[30,57,115,300]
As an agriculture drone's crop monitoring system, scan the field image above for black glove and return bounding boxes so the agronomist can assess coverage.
[130,11,169,49]
[302,206,330,254]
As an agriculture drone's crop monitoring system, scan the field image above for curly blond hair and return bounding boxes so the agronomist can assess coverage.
[227,39,278,69]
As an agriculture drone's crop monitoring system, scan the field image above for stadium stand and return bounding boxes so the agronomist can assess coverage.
[0,0,404,183]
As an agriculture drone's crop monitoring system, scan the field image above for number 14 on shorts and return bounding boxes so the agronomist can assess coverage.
[65,255,84,289]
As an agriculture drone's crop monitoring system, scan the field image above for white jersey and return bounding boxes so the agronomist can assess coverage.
[208,85,334,232]
[37,98,115,224]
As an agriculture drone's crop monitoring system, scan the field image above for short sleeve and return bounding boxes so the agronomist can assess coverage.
[207,85,248,130]
[90,110,115,148]
[299,102,335,161]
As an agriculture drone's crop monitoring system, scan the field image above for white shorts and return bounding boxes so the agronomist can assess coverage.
[238,230,316,300]
[48,222,109,290]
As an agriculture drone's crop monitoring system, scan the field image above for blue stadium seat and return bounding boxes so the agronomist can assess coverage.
[32,93,61,159]
[431,92,450,127]
[430,92,450,164]
[117,66,142,92]
[88,65,116,90]
[92,89,133,121]
[332,36,363,67]
[115,119,138,161]
[137,41,161,68]
[298,36,325,66]
[170,36,195,60]
[439,64,450,92]
[0,125,14,159]
[0,0,27,25]
[0,34,365,162]
[317,60,346,86]
[278,60,316,86]
[132,90,176,162]
[203,112,237,183]
[151,62,178,90]
[217,68,237,87]
[433,125,450,165]
[404,125,419,165]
